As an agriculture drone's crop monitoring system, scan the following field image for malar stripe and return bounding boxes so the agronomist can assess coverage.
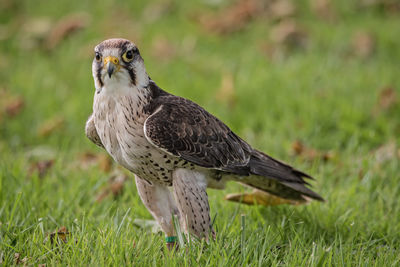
[126,67,136,86]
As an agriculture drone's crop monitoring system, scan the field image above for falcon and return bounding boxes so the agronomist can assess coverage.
[85,38,323,246]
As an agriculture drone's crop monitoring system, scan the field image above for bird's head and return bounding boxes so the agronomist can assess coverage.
[92,38,149,92]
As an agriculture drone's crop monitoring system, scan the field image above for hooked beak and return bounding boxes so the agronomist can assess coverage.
[103,56,120,78]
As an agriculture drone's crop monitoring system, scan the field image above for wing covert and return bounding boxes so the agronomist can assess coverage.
[144,96,252,174]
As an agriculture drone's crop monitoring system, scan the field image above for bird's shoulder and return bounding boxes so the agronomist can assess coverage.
[143,81,252,173]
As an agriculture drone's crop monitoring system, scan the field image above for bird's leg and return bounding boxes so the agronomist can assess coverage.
[172,168,214,241]
[135,176,180,249]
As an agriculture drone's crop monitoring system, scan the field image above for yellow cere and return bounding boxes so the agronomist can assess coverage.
[103,56,121,72]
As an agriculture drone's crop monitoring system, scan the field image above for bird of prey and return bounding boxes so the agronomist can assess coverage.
[85,38,323,246]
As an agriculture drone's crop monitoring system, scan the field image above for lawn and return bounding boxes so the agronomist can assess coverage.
[1,0,400,265]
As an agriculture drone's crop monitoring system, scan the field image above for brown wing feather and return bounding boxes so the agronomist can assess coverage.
[144,95,252,175]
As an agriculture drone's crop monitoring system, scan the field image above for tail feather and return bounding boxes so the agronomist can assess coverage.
[239,150,324,202]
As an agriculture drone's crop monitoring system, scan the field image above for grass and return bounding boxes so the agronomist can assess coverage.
[1,0,400,265]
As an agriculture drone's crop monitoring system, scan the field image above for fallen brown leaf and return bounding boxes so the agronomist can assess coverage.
[372,141,398,164]
[291,140,334,162]
[310,0,337,22]
[378,86,397,110]
[45,226,71,245]
[13,252,28,265]
[28,160,54,178]
[215,72,236,108]
[14,253,21,265]
[225,189,304,206]
[96,172,129,202]
[79,151,98,168]
[0,90,25,121]
[197,0,261,35]
[0,0,17,11]
[351,30,375,59]
[5,96,24,117]
[78,152,113,172]
[270,19,308,49]
[98,153,113,173]
[45,13,90,51]
[358,168,364,180]
[38,116,65,137]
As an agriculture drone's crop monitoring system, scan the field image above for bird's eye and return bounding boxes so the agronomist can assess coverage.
[122,50,134,62]
[95,52,102,62]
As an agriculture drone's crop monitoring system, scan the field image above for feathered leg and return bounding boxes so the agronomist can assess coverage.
[172,168,213,240]
[135,176,179,248]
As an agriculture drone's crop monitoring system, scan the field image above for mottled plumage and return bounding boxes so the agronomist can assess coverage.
[85,38,323,242]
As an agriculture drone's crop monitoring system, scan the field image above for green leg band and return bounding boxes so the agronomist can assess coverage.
[165,236,177,243]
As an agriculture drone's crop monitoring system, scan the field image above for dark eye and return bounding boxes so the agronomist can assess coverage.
[95,52,102,62]
[122,50,134,62]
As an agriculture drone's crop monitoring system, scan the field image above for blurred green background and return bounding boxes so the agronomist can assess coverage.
[1,0,399,265]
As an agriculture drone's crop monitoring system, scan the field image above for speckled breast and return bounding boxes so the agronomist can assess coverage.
[93,93,194,186]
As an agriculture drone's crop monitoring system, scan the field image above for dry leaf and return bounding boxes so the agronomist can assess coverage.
[0,0,17,11]
[291,140,333,162]
[14,252,28,265]
[351,31,375,59]
[150,37,176,62]
[358,168,365,180]
[372,142,398,164]
[5,96,24,117]
[45,226,71,245]
[98,153,113,172]
[270,19,308,49]
[28,160,54,178]
[215,72,236,108]
[79,152,98,169]
[45,13,90,51]
[14,253,21,264]
[96,172,129,202]
[79,152,113,172]
[38,116,65,137]
[225,189,304,206]
[378,87,397,110]
[0,91,25,121]
[310,0,337,21]
[197,0,261,35]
